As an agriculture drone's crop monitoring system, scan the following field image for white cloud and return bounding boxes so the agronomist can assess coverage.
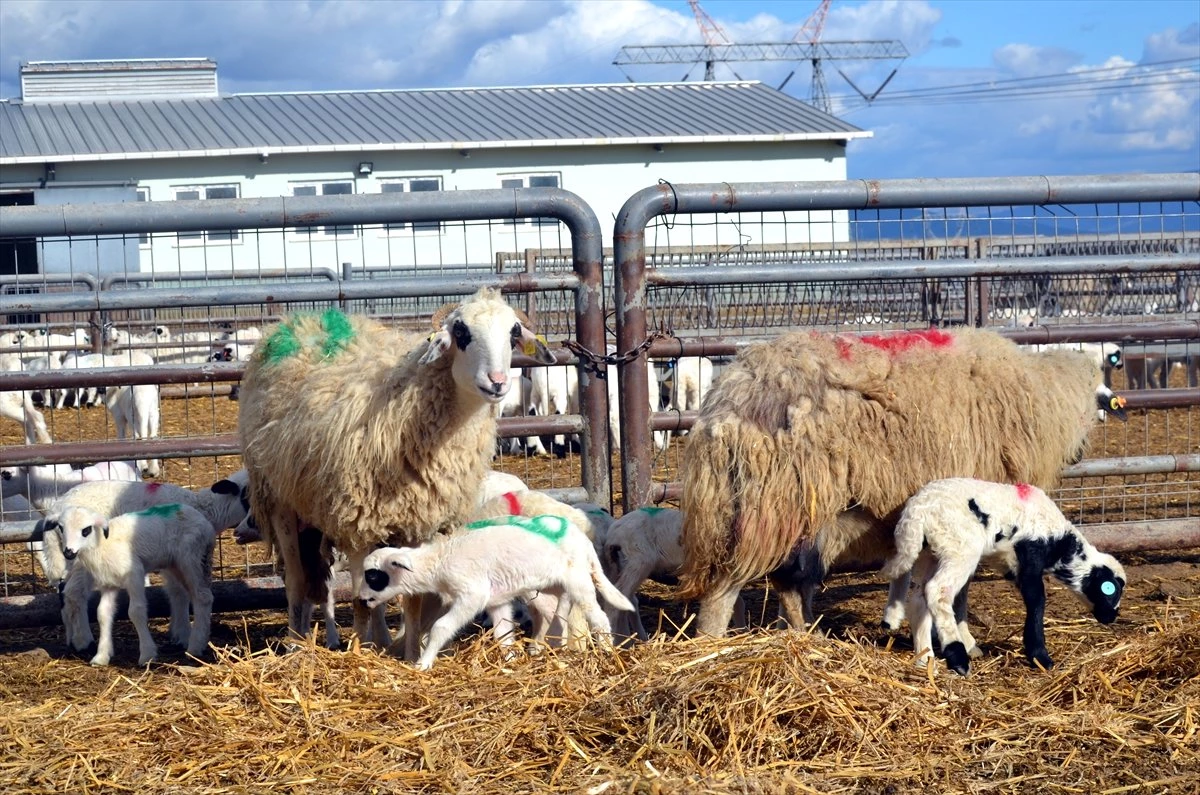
[992,43,1082,76]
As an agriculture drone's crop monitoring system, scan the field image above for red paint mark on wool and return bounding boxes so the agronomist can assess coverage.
[859,329,954,357]
[1015,482,1033,501]
[145,482,162,493]
[502,491,521,515]
[834,337,854,360]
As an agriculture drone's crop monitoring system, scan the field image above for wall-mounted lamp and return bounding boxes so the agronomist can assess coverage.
[652,143,664,153]
[358,161,374,176]
[258,150,270,163]
[459,149,470,159]
[44,163,57,181]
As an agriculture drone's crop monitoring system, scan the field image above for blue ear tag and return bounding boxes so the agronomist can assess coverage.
[1100,581,1117,596]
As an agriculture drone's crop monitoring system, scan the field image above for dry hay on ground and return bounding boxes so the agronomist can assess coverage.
[2,550,1198,795]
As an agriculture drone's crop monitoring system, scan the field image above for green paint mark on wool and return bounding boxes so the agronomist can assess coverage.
[261,319,302,365]
[639,506,667,516]
[134,504,182,519]
[260,309,356,366]
[466,514,569,543]
[319,308,356,358]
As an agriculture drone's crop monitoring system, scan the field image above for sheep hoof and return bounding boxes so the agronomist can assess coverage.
[89,654,111,667]
[967,645,984,659]
[880,618,902,631]
[942,641,970,676]
[1028,649,1054,671]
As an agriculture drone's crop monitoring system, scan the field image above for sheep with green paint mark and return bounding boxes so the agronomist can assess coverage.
[239,288,556,657]
[57,502,216,666]
[361,514,634,670]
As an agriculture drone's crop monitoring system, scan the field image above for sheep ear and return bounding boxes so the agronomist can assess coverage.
[211,478,240,496]
[98,520,109,540]
[517,326,556,365]
[389,556,412,572]
[419,330,452,365]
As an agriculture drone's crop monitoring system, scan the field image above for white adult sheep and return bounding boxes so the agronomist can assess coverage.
[2,460,141,511]
[237,289,555,655]
[360,514,635,669]
[677,327,1129,637]
[1036,342,1123,389]
[882,478,1127,675]
[666,356,714,421]
[1,354,53,444]
[41,472,250,651]
[607,360,668,453]
[58,503,216,666]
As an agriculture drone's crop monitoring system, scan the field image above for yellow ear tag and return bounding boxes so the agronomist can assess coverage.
[428,332,438,343]
[522,335,547,356]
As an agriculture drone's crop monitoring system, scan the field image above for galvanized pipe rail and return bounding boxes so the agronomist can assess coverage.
[614,173,1200,510]
[1,188,610,505]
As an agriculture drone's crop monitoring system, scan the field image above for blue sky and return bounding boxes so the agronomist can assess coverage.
[0,0,1196,180]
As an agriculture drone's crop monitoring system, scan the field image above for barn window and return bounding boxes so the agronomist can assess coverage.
[379,177,443,232]
[500,173,561,227]
[135,188,150,246]
[171,184,241,244]
[291,181,357,237]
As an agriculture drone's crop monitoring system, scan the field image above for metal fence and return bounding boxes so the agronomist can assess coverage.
[1,173,1198,629]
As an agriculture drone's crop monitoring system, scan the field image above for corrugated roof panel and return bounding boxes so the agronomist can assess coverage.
[0,81,866,163]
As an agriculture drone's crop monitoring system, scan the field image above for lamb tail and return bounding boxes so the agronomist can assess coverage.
[587,545,635,613]
[881,510,924,581]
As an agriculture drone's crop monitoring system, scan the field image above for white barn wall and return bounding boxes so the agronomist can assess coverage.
[2,140,850,274]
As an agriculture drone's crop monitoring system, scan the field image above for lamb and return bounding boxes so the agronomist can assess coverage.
[477,471,529,506]
[676,327,1129,637]
[359,514,635,669]
[58,503,216,666]
[528,362,579,456]
[881,478,1126,675]
[667,355,714,421]
[601,506,747,640]
[1036,342,1123,389]
[608,359,668,453]
[2,460,142,511]
[237,288,555,655]
[42,471,250,651]
[101,351,161,477]
[1,354,53,444]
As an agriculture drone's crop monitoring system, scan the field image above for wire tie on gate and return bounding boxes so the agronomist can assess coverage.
[657,179,678,230]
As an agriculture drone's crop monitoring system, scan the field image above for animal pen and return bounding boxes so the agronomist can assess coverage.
[1,174,1198,793]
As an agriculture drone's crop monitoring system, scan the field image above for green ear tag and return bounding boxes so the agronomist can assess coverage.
[1100,581,1117,596]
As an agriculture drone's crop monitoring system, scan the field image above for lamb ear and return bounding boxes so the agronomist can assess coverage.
[211,478,240,496]
[389,556,413,572]
[98,519,109,540]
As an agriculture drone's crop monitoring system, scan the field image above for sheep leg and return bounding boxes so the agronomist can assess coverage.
[695,583,744,637]
[566,576,614,646]
[613,561,655,641]
[162,571,192,647]
[923,561,972,676]
[123,566,159,666]
[488,602,520,651]
[346,548,392,649]
[774,589,808,629]
[320,580,341,650]
[62,566,96,652]
[401,596,425,661]
[417,594,487,670]
[907,551,937,669]
[881,572,911,631]
[270,509,315,644]
[90,589,119,666]
[1013,542,1054,670]
[184,574,214,661]
[953,581,982,659]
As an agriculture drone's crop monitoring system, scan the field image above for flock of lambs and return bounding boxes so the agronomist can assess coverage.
[1,287,1139,675]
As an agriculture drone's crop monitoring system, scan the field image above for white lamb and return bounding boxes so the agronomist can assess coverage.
[360,515,635,669]
[41,472,250,652]
[607,359,669,453]
[101,351,162,477]
[58,503,215,666]
[528,363,578,456]
[882,478,1127,676]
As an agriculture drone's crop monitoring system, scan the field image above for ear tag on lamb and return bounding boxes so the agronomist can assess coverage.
[521,334,547,357]
[1100,581,1117,597]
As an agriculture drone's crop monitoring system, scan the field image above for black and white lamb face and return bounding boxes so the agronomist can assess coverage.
[1079,565,1125,624]
[1045,531,1126,624]
[360,547,414,608]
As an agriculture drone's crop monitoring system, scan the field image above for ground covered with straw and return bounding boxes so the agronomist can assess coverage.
[2,550,1197,795]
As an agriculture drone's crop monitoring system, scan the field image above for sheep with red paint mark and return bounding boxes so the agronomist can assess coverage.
[883,478,1126,675]
[676,326,1128,637]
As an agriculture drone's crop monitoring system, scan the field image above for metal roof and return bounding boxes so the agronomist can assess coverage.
[0,81,867,164]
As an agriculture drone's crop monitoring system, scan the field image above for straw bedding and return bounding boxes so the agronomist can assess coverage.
[2,558,1196,795]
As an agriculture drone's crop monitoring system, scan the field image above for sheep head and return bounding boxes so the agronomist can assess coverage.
[420,288,555,405]
[360,546,416,608]
[52,505,109,559]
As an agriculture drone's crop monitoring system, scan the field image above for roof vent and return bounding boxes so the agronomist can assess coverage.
[20,58,218,102]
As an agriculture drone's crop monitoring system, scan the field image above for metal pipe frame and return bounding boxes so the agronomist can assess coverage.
[0,187,610,504]
[614,173,1200,510]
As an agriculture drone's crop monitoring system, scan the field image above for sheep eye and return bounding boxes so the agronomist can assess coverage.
[451,320,472,350]
[81,527,91,537]
[510,323,522,341]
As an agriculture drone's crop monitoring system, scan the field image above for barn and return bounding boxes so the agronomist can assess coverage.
[0,57,868,276]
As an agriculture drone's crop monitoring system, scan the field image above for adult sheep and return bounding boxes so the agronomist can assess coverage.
[238,288,555,655]
[677,327,1127,636]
